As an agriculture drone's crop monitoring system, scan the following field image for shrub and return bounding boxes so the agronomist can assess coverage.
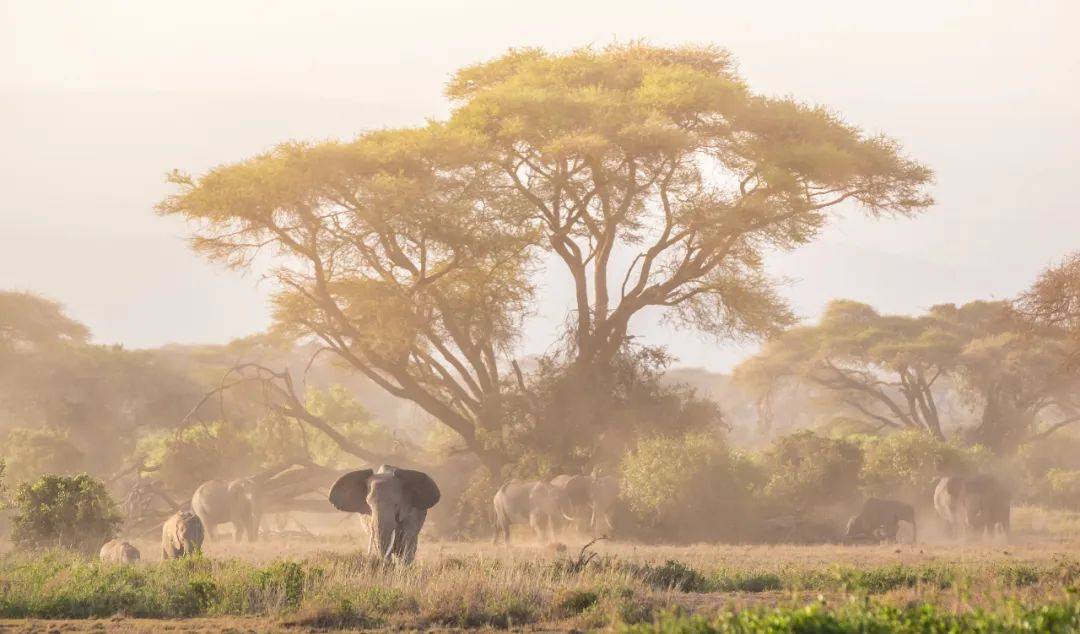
[620,433,754,541]
[859,430,992,503]
[9,474,122,553]
[1039,469,1080,510]
[761,431,862,513]
[139,421,257,496]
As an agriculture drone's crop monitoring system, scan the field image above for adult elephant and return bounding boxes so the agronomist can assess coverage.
[844,498,917,543]
[589,475,619,537]
[192,478,260,542]
[549,474,592,533]
[934,475,1010,540]
[328,464,440,564]
[493,480,565,544]
[549,473,619,538]
[962,475,1011,538]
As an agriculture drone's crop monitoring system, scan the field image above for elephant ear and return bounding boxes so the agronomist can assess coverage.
[397,469,441,510]
[329,469,374,514]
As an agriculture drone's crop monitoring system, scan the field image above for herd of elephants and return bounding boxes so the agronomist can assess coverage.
[96,466,1011,565]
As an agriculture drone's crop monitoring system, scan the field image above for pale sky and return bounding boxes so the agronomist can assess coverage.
[2,1,1078,370]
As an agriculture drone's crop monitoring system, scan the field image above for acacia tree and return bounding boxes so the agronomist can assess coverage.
[1018,252,1080,334]
[738,299,1080,452]
[162,44,932,473]
[159,126,535,473]
[736,300,962,439]
[447,44,933,374]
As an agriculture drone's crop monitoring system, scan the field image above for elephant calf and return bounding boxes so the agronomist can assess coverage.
[845,498,916,543]
[162,510,205,559]
[493,480,565,544]
[99,539,140,563]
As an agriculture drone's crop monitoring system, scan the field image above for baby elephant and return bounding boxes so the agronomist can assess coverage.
[162,510,205,559]
[99,539,140,563]
[845,498,916,543]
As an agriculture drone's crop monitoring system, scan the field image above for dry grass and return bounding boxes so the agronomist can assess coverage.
[3,507,1080,631]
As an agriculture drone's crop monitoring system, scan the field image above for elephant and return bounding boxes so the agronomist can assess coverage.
[549,474,593,533]
[844,498,917,543]
[965,475,1011,537]
[192,478,260,542]
[589,475,618,537]
[161,510,204,559]
[328,464,440,564]
[549,473,619,538]
[99,539,140,563]
[493,480,566,544]
[935,475,1010,540]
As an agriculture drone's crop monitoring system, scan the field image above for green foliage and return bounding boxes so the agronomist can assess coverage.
[250,385,392,469]
[1,550,1079,628]
[1039,469,1080,510]
[9,474,121,554]
[620,433,755,541]
[1,428,86,485]
[761,431,862,512]
[139,421,257,496]
[621,601,1080,633]
[859,430,992,501]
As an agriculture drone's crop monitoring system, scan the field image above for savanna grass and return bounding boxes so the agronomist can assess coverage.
[2,545,1080,629]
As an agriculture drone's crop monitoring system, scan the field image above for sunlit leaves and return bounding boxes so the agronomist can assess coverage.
[447,43,933,357]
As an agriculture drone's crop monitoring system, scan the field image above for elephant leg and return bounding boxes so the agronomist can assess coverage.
[492,508,506,545]
[885,520,899,543]
[529,511,546,541]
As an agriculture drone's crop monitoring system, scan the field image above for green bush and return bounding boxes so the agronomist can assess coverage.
[621,601,1080,633]
[620,433,755,541]
[1039,469,1080,510]
[138,421,257,496]
[761,431,862,512]
[9,474,122,554]
[859,430,991,502]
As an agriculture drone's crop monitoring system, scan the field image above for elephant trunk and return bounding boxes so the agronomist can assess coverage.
[372,515,399,560]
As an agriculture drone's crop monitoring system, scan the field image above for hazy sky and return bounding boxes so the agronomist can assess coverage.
[2,1,1078,370]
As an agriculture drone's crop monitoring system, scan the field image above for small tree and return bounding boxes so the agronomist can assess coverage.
[620,432,755,541]
[10,474,122,553]
[859,430,990,503]
[761,431,863,513]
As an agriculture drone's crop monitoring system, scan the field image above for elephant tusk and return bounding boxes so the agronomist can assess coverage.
[383,527,397,559]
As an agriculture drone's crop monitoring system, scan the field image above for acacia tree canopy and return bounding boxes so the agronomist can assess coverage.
[161,44,933,473]
[447,44,933,371]
[159,125,536,471]
[737,299,1080,452]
